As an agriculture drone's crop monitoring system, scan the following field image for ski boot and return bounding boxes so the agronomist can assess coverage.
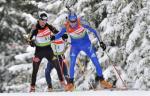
[100,80,113,89]
[60,80,67,90]
[30,85,35,92]
[96,75,112,89]
[47,84,53,92]
[60,81,66,86]
[47,87,53,92]
[65,78,74,91]
[65,83,74,91]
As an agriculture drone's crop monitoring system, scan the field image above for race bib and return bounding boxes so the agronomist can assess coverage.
[69,27,86,39]
[35,27,52,46]
[36,35,50,43]
[51,39,67,55]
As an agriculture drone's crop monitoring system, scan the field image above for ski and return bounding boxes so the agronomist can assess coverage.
[49,85,131,92]
[46,87,139,92]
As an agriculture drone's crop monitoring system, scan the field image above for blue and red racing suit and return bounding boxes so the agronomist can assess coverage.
[55,18,103,80]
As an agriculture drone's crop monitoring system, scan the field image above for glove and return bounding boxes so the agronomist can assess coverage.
[62,34,68,40]
[50,35,55,41]
[100,42,106,51]
[28,40,35,47]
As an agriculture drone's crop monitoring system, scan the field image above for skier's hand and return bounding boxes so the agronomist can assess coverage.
[100,42,106,51]
[50,35,55,41]
[28,40,35,47]
[62,34,68,41]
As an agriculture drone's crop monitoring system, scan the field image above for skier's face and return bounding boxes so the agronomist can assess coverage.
[39,19,47,27]
[70,20,78,28]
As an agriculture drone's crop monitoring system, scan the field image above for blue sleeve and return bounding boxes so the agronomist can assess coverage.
[83,24,100,41]
[55,27,67,39]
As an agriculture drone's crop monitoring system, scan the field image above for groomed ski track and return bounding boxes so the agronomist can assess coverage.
[0,90,149,96]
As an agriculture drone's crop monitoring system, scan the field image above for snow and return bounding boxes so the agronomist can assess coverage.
[99,18,108,31]
[5,84,29,93]
[141,37,150,48]
[133,76,145,89]
[14,52,34,61]
[38,1,62,12]
[12,25,26,34]
[103,65,127,88]
[52,13,68,29]
[121,2,133,14]
[2,21,9,27]
[2,0,150,93]
[46,1,62,11]
[22,13,37,25]
[36,78,46,85]
[0,0,6,3]
[75,0,91,12]
[0,7,4,12]
[126,22,141,54]
[26,46,35,53]
[0,91,150,96]
[14,46,35,61]
[37,2,46,9]
[108,47,119,62]
[8,63,32,74]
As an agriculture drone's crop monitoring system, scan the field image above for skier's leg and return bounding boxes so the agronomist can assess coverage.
[84,45,112,88]
[84,46,103,77]
[45,50,65,84]
[45,61,53,89]
[65,46,80,91]
[69,46,80,81]
[53,58,64,82]
[31,56,42,86]
[60,56,69,83]
[63,61,69,82]
[30,56,42,92]
[45,47,63,90]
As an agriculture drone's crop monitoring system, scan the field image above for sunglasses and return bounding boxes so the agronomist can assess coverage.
[41,19,48,21]
[39,19,48,23]
[70,20,77,23]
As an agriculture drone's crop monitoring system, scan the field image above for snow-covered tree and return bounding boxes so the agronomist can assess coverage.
[0,0,150,92]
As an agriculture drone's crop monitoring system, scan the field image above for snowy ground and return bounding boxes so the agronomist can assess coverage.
[1,0,150,93]
[0,91,149,96]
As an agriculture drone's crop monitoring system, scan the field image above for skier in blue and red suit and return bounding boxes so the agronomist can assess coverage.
[51,12,112,91]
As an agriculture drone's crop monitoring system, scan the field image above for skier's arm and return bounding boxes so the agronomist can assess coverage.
[83,24,107,51]
[83,24,101,41]
[26,26,37,47]
[47,24,59,34]
[30,29,37,40]
[29,24,38,40]
[54,27,67,39]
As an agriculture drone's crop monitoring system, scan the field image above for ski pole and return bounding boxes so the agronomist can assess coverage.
[60,55,70,82]
[63,39,71,72]
[104,51,127,88]
[98,39,127,89]
[54,45,66,85]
